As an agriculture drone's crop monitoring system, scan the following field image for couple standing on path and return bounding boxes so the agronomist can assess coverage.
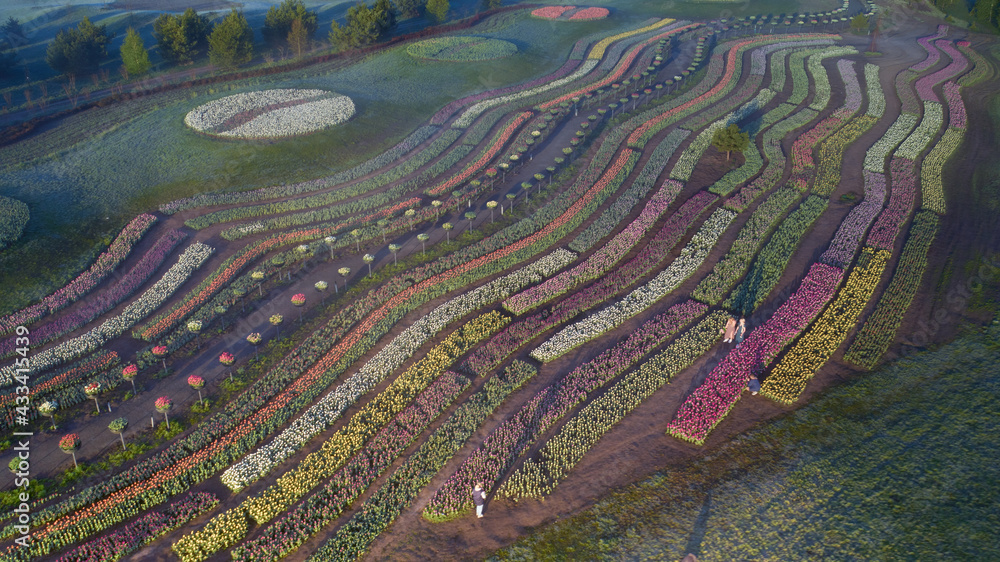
[721,316,747,344]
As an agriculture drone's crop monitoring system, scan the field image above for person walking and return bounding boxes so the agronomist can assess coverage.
[473,482,487,518]
[721,317,737,342]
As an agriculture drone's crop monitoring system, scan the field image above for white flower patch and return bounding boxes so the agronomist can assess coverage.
[864,113,919,172]
[0,243,213,384]
[185,89,355,139]
[531,209,736,363]
[220,249,576,491]
[865,63,885,119]
[895,101,943,160]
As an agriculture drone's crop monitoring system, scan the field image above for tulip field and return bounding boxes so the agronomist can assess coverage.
[2,2,998,560]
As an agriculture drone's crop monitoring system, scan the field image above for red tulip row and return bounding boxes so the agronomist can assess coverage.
[426,111,533,196]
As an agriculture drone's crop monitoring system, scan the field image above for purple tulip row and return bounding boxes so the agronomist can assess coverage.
[54,492,218,562]
[840,58,864,113]
[666,263,844,444]
[866,157,916,251]
[943,81,966,130]
[821,170,887,268]
[0,230,186,357]
[230,372,470,560]
[915,41,968,101]
[464,191,716,376]
[0,214,157,335]
[428,300,707,517]
[504,182,680,315]
[909,25,949,72]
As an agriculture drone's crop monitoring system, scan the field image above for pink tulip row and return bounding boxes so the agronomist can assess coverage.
[943,81,966,130]
[910,25,950,72]
[821,170,887,268]
[915,40,967,101]
[866,157,916,251]
[503,181,680,315]
[0,230,186,357]
[427,301,707,517]
[230,372,470,560]
[54,492,218,562]
[665,263,844,444]
[0,214,157,335]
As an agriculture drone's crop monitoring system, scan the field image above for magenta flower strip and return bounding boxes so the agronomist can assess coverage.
[821,171,887,268]
[909,25,949,72]
[914,40,968,101]
[943,81,966,130]
[865,157,917,251]
[665,263,844,445]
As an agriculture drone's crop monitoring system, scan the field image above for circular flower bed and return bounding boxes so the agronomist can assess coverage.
[531,6,609,20]
[406,36,517,62]
[184,89,356,139]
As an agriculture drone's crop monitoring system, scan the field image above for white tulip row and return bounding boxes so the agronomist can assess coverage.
[895,101,943,160]
[0,243,214,384]
[863,113,919,172]
[531,208,736,362]
[749,39,836,75]
[453,60,599,128]
[220,249,576,491]
[865,63,885,118]
[185,89,325,131]
[807,48,858,111]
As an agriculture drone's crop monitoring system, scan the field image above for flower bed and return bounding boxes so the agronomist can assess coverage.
[426,301,707,520]
[0,214,157,336]
[427,111,533,196]
[229,372,470,560]
[406,36,518,62]
[530,6,574,19]
[531,208,734,362]
[790,60,862,176]
[588,18,676,60]
[0,195,29,251]
[761,248,890,404]
[914,41,967,101]
[569,133,689,253]
[310,362,536,559]
[895,102,943,160]
[844,212,939,369]
[865,157,917,251]
[821,170,887,268]
[0,243,213,383]
[184,89,355,139]
[812,115,877,196]
[569,7,610,19]
[57,492,217,562]
[863,113,918,173]
[920,128,962,215]
[910,26,949,72]
[500,312,727,499]
[0,230,187,357]
[666,262,844,444]
[943,81,966,130]
[693,188,801,305]
[725,196,828,316]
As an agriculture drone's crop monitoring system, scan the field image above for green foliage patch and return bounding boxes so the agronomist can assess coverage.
[407,36,517,62]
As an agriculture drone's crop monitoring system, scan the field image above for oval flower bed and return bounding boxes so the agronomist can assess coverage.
[531,6,609,20]
[406,36,517,62]
[184,89,355,139]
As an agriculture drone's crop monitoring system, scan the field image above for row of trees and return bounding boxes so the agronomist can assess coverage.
[36,0,461,79]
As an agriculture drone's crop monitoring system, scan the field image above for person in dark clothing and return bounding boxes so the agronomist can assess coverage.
[747,374,760,395]
[473,482,487,518]
[733,318,747,345]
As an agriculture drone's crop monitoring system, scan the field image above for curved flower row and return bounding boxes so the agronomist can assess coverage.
[427,111,533,196]
[531,5,574,18]
[502,150,644,315]
[185,89,355,138]
[811,114,877,196]
[693,188,801,305]
[863,113,918,173]
[749,39,835,75]
[220,250,572,490]
[895,101,943,160]
[844,212,939,369]
[789,60,861,175]
[569,132,688,253]
[0,230,187,357]
[310,362,536,558]
[160,126,437,214]
[866,157,917,251]
[0,214,157,336]
[760,247,890,404]
[229,372,471,560]
[820,170,887,268]
[956,42,993,87]
[570,7,610,19]
[943,81,966,130]
[725,196,828,316]
[909,25,949,72]
[185,89,325,131]
[666,262,844,444]
[920,128,962,215]
[500,312,727,499]
[588,18,676,60]
[426,300,708,520]
[915,40,967,101]
[57,492,218,562]
[0,243,213,383]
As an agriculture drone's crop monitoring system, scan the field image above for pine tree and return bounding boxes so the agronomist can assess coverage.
[329,1,396,51]
[46,17,113,77]
[396,0,423,18]
[120,27,151,77]
[153,8,212,65]
[209,9,254,69]
[263,0,317,49]
[287,17,309,56]
[426,0,450,23]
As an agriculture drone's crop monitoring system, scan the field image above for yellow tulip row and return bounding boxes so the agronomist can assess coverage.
[587,18,676,60]
[243,310,509,524]
[919,128,962,215]
[171,506,248,562]
[761,248,889,404]
[813,115,877,196]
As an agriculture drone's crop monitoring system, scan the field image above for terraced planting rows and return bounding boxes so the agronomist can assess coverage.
[2,7,988,560]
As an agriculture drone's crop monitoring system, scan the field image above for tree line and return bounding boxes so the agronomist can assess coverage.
[1,0,489,80]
